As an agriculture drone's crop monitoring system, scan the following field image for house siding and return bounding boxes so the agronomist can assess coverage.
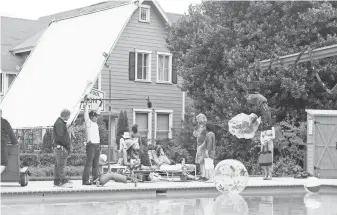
[101,2,183,140]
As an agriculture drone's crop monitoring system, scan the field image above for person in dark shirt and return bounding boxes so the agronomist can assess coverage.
[246,77,275,180]
[1,112,19,174]
[53,109,72,187]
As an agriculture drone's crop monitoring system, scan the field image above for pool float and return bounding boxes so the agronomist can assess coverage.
[95,172,128,186]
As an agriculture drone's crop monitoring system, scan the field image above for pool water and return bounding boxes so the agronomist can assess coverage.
[1,193,337,215]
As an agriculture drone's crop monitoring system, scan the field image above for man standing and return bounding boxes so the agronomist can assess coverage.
[53,109,72,187]
[82,101,101,185]
[245,74,275,180]
[1,109,19,174]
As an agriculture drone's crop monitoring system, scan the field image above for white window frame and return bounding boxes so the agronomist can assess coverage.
[156,52,172,84]
[1,72,18,96]
[135,49,152,82]
[133,108,153,140]
[138,5,151,23]
[154,110,173,139]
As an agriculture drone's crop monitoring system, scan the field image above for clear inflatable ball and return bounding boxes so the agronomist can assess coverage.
[304,177,321,193]
[213,193,249,215]
[214,159,249,194]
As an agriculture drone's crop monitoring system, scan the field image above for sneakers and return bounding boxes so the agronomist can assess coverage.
[54,179,73,188]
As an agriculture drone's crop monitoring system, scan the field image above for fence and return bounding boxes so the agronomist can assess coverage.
[13,128,53,153]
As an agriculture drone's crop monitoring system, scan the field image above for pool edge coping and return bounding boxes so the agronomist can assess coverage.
[2,184,337,195]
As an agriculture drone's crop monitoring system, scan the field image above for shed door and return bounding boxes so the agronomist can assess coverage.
[314,121,337,178]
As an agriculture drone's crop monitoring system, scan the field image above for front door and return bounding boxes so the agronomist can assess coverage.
[314,121,337,178]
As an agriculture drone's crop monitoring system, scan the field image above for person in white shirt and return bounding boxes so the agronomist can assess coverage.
[82,102,101,185]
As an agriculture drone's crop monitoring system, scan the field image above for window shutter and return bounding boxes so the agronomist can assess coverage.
[172,57,178,84]
[129,52,135,81]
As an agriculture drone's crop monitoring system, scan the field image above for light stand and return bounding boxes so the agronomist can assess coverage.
[107,60,112,173]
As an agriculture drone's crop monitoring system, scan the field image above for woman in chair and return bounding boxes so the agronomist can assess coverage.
[123,139,153,171]
[155,145,171,167]
[123,139,141,170]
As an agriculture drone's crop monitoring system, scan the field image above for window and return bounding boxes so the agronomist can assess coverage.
[139,5,150,23]
[133,109,152,140]
[135,50,152,82]
[1,72,17,95]
[157,52,172,83]
[154,110,173,139]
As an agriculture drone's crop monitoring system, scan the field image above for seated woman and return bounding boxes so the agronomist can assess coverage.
[155,145,171,166]
[122,139,153,171]
[150,145,196,173]
[122,139,141,170]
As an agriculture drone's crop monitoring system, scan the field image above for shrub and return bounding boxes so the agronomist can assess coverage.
[116,110,130,148]
[29,166,84,177]
[71,125,86,154]
[67,154,86,166]
[272,157,305,177]
[41,129,53,153]
[156,138,193,164]
[139,144,151,167]
[20,154,40,167]
[20,153,86,167]
[39,153,55,166]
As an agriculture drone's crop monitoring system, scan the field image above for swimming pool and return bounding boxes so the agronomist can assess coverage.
[2,190,337,215]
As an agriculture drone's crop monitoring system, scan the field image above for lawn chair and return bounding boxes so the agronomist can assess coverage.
[99,154,127,175]
[148,149,197,182]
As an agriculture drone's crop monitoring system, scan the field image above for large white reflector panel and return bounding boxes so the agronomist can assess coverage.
[1,4,138,128]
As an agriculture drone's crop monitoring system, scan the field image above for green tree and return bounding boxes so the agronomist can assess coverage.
[123,110,130,133]
[116,110,125,148]
[166,1,337,175]
[41,129,53,153]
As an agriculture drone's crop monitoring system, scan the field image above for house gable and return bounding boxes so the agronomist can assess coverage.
[101,1,184,139]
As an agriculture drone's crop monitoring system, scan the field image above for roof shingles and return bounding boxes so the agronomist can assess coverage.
[1,17,48,71]
[1,1,186,72]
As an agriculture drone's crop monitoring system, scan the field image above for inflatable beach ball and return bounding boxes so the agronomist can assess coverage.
[213,193,249,215]
[304,193,322,209]
[304,177,321,193]
[214,159,249,194]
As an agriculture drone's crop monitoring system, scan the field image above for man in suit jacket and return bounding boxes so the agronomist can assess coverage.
[53,109,72,187]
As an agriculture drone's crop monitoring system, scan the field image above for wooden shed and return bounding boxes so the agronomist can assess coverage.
[305,109,337,179]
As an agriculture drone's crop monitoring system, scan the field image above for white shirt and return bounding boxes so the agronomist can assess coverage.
[84,105,100,144]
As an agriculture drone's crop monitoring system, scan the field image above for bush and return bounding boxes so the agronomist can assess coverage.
[71,125,86,154]
[41,129,53,153]
[20,153,86,167]
[272,157,305,177]
[139,144,151,167]
[67,154,87,166]
[39,153,55,166]
[20,154,40,167]
[156,138,193,164]
[116,110,130,148]
[29,166,84,177]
